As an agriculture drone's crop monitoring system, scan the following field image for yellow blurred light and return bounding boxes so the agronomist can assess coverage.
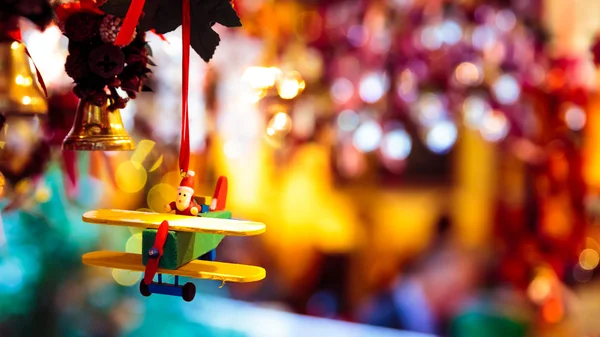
[242,66,281,90]
[272,112,292,131]
[34,185,51,203]
[455,62,481,86]
[112,269,141,286]
[266,127,276,136]
[10,42,19,50]
[277,71,305,99]
[527,276,552,304]
[148,155,163,172]
[131,139,155,169]
[115,160,147,193]
[579,248,599,270]
[22,96,31,105]
[147,183,177,213]
[15,75,24,85]
[126,233,143,253]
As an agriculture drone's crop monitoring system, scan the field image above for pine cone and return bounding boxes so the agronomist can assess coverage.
[65,48,90,80]
[64,12,102,42]
[100,15,136,45]
[88,44,125,78]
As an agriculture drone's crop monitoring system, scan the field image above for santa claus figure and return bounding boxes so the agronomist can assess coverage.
[164,171,200,216]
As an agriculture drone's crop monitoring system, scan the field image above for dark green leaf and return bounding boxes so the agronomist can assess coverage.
[144,43,153,56]
[213,1,242,27]
[138,0,162,32]
[142,85,153,92]
[152,0,182,34]
[99,0,134,17]
[147,58,156,66]
[190,27,220,62]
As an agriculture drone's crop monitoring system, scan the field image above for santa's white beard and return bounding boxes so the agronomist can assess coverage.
[176,199,190,211]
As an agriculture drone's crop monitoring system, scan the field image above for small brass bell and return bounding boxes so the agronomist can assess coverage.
[0,40,47,116]
[62,99,135,151]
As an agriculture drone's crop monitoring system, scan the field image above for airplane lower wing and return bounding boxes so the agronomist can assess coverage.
[82,251,266,283]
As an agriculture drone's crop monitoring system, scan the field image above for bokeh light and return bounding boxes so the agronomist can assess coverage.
[337,110,360,132]
[579,248,599,270]
[440,20,462,45]
[495,10,516,32]
[277,71,306,100]
[380,128,412,160]
[397,69,418,102]
[416,93,446,126]
[147,183,177,212]
[472,25,496,50]
[564,105,586,131]
[242,66,281,90]
[425,120,457,154]
[480,110,510,142]
[352,120,382,153]
[492,74,521,105]
[331,78,354,104]
[359,72,388,103]
[112,269,141,287]
[463,95,491,129]
[131,140,156,169]
[126,233,143,253]
[115,161,148,193]
[455,62,482,86]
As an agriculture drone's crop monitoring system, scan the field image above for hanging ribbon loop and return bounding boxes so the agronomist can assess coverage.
[114,0,146,46]
[179,0,191,175]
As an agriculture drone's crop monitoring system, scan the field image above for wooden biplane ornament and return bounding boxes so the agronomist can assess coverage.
[82,174,266,302]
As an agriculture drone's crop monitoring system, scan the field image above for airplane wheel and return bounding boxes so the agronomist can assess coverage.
[182,282,196,302]
[139,280,151,297]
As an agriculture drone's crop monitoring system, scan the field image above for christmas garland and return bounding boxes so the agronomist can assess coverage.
[56,2,153,111]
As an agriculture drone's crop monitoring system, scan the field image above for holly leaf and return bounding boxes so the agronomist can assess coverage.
[151,0,182,34]
[190,26,220,62]
[147,58,156,66]
[99,0,138,17]
[142,85,153,92]
[212,0,242,27]
[144,43,153,57]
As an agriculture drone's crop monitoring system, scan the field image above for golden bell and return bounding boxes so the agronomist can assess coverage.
[62,99,136,151]
[0,40,47,116]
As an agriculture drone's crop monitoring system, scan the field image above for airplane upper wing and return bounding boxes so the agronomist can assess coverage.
[83,209,266,236]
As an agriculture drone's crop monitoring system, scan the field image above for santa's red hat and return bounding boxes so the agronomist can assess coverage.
[179,170,195,194]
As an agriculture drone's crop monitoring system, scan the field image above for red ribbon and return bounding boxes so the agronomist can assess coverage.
[179,0,191,175]
[114,0,145,46]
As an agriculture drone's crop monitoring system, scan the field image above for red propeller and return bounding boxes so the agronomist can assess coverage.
[143,220,169,285]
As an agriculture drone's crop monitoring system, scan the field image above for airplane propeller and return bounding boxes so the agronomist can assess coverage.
[143,219,169,285]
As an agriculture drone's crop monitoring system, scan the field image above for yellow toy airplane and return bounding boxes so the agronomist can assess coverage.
[81,176,266,302]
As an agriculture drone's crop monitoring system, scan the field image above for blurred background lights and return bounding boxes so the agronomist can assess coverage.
[352,120,382,152]
[579,248,599,270]
[270,112,293,133]
[480,110,510,142]
[564,105,586,131]
[224,140,243,159]
[440,20,462,45]
[425,120,457,154]
[0,258,25,293]
[337,110,360,132]
[347,25,368,47]
[420,25,443,50]
[359,72,388,103]
[527,274,552,304]
[112,269,141,287]
[242,66,281,90]
[455,62,482,86]
[277,70,306,100]
[495,9,517,32]
[381,128,412,160]
[493,74,521,105]
[116,161,148,193]
[331,78,354,104]
[463,95,491,129]
[396,69,417,102]
[417,93,446,126]
[472,25,496,50]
